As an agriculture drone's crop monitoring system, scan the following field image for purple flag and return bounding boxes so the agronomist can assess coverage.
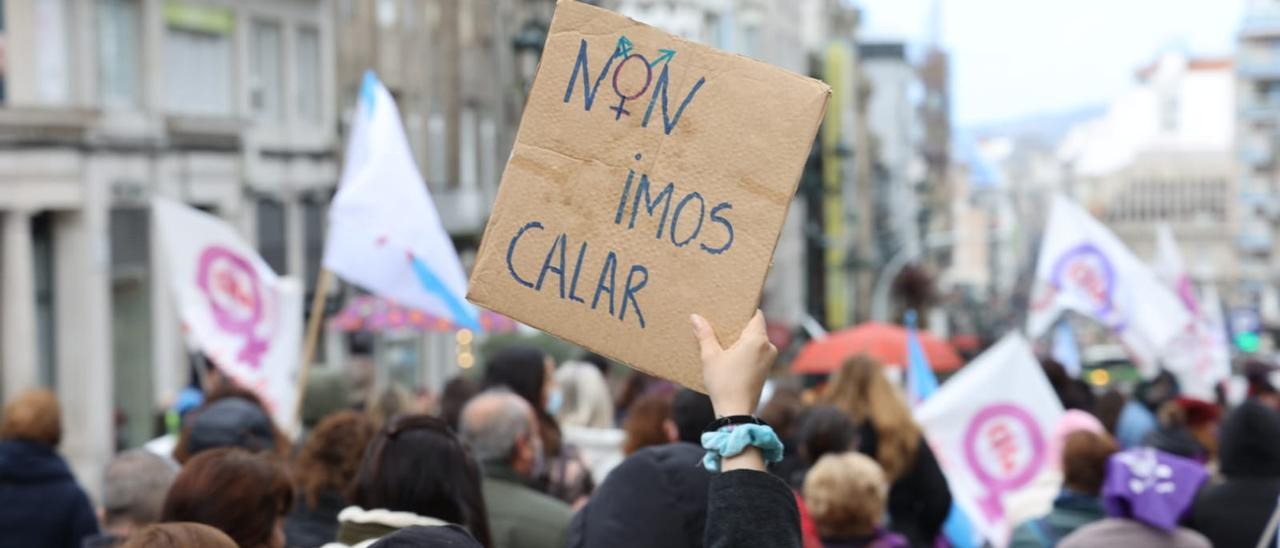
[1102,448,1208,532]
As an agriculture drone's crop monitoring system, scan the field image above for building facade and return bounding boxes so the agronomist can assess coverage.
[1237,0,1280,312]
[1059,52,1238,293]
[0,0,336,499]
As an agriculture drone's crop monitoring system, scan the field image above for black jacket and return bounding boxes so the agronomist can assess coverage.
[858,423,952,545]
[0,440,99,548]
[285,489,348,547]
[704,469,801,548]
[1186,399,1280,548]
[567,442,710,548]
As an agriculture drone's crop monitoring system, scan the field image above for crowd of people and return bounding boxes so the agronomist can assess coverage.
[2,310,1280,548]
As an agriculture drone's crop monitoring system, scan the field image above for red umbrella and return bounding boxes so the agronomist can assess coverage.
[790,322,963,374]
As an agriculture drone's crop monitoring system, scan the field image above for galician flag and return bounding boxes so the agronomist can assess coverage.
[324,72,480,330]
[903,310,980,548]
[1027,196,1189,376]
[1152,224,1230,399]
[152,198,303,432]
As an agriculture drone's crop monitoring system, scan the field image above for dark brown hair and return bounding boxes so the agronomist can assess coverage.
[121,522,238,548]
[622,393,673,455]
[0,389,61,447]
[294,410,375,509]
[162,448,293,548]
[350,414,492,548]
[1062,430,1118,495]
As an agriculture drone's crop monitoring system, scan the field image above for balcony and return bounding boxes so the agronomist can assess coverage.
[1241,102,1280,121]
[1239,57,1280,80]
[1241,13,1280,38]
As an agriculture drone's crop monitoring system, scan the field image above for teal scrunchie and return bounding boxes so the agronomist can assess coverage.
[700,423,784,473]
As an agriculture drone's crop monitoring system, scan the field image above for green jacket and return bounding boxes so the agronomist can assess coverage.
[482,464,574,548]
[1009,492,1107,548]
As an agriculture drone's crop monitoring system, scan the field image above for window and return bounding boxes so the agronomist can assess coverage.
[256,199,287,274]
[428,111,446,187]
[34,0,71,104]
[164,2,234,115]
[32,213,56,389]
[97,0,141,109]
[250,19,283,120]
[296,26,321,123]
[376,0,396,28]
[1,0,7,102]
[480,116,497,190]
[460,107,477,189]
[1160,91,1178,132]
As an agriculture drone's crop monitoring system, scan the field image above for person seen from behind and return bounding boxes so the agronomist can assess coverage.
[84,449,180,547]
[1010,430,1117,547]
[161,447,293,548]
[692,310,801,548]
[566,388,716,548]
[0,388,99,547]
[460,390,572,548]
[483,345,594,504]
[119,522,237,548]
[803,451,906,548]
[1058,447,1210,547]
[556,361,624,483]
[821,355,952,545]
[621,392,675,455]
[328,413,491,547]
[171,384,290,464]
[1185,398,1280,547]
[285,410,376,548]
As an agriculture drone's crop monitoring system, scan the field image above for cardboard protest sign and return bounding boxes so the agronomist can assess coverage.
[467,1,829,390]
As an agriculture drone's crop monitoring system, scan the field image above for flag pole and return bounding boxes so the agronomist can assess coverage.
[293,268,335,429]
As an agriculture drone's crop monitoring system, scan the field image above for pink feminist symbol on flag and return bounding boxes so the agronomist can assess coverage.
[963,403,1047,524]
[196,246,269,369]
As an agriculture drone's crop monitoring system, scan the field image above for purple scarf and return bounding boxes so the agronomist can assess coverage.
[1101,447,1208,532]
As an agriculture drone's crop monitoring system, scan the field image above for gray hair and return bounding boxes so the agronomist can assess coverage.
[103,449,180,528]
[459,389,534,464]
[556,361,614,429]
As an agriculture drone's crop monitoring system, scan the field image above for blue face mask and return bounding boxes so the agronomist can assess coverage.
[545,388,564,416]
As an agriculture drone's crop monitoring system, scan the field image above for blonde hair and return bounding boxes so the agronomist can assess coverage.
[0,388,62,447]
[556,361,614,429]
[820,355,920,480]
[804,452,889,538]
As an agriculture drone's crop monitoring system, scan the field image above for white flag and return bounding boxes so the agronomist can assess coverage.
[916,334,1064,547]
[324,72,479,330]
[152,198,302,432]
[1153,225,1230,400]
[1027,196,1189,376]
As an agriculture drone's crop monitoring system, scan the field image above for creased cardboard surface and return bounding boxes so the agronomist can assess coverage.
[468,0,830,391]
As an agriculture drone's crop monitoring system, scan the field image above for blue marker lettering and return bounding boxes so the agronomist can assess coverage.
[701,203,735,255]
[642,65,706,135]
[535,233,568,298]
[563,39,620,111]
[592,251,619,316]
[620,265,649,328]
[506,221,544,288]
[669,192,706,248]
[629,174,674,239]
[567,241,588,304]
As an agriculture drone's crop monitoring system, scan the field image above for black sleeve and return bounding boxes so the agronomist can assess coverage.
[911,438,953,541]
[704,470,801,548]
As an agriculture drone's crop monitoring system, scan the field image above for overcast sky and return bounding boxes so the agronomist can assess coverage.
[854,0,1246,127]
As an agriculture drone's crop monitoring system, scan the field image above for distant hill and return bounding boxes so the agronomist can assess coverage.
[959,104,1107,149]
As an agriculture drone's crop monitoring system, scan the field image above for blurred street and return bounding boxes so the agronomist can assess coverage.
[0,0,1273,521]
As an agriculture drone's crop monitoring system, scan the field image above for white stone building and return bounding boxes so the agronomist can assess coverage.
[1058,52,1238,292]
[0,0,336,500]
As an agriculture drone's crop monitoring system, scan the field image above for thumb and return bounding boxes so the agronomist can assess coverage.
[690,313,722,359]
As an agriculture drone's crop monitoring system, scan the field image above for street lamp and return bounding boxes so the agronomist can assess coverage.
[512,19,548,92]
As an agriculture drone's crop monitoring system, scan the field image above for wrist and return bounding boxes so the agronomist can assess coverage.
[711,401,755,417]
